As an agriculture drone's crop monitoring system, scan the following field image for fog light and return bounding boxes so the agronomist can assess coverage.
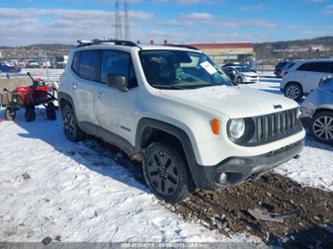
[217,172,228,184]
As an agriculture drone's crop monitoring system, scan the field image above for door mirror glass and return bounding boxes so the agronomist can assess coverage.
[107,74,128,92]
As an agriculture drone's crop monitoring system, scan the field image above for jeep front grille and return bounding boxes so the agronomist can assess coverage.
[236,108,302,146]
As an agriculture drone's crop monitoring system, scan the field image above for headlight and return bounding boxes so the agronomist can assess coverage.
[229,119,246,140]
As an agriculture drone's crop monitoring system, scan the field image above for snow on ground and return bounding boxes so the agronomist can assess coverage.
[0,111,256,243]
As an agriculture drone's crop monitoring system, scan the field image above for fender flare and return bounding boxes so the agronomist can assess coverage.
[135,118,204,187]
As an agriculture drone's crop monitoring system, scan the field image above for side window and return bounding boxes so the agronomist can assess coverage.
[100,51,138,89]
[297,62,331,73]
[78,50,100,81]
[297,63,311,71]
[71,52,80,74]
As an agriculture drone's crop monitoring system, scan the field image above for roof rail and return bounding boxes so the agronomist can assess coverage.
[164,44,200,51]
[76,39,140,48]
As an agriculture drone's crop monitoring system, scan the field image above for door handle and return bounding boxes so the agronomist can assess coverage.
[96,91,104,99]
[72,83,77,89]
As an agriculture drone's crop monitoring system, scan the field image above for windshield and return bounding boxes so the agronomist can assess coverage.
[234,66,253,73]
[140,50,231,89]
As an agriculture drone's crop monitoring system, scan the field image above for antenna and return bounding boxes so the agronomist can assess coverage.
[115,0,122,40]
[124,0,130,40]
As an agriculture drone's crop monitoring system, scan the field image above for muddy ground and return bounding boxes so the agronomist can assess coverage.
[170,173,333,248]
[86,138,333,248]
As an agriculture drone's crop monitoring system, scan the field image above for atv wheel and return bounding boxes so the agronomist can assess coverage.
[46,103,56,120]
[24,108,36,122]
[4,108,16,121]
[143,142,194,203]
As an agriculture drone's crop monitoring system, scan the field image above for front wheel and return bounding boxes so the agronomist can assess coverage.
[311,111,333,145]
[236,77,243,84]
[142,142,194,203]
[4,108,16,121]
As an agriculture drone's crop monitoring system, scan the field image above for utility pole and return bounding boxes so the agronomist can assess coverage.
[124,0,130,40]
[115,0,122,40]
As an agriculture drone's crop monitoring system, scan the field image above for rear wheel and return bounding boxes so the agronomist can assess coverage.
[311,111,333,145]
[61,104,84,142]
[46,103,56,120]
[24,108,36,122]
[142,142,194,203]
[4,108,16,121]
[284,83,303,101]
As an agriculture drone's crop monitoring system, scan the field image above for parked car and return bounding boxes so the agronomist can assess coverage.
[223,65,259,84]
[274,60,290,78]
[301,76,333,145]
[58,39,305,203]
[280,59,333,101]
[27,61,40,68]
[0,61,21,73]
[280,61,296,78]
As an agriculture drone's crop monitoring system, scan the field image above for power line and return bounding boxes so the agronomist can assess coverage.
[124,0,130,40]
[115,0,122,40]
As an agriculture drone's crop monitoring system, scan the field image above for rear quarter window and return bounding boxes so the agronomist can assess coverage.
[71,52,80,73]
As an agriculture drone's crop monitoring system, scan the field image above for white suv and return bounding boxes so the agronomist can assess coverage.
[280,59,333,101]
[59,39,305,203]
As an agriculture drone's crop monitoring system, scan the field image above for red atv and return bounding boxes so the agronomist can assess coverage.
[0,72,57,122]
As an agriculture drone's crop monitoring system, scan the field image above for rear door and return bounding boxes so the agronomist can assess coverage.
[75,50,101,126]
[94,50,139,144]
[297,62,332,93]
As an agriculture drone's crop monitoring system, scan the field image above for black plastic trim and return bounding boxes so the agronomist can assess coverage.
[193,139,304,189]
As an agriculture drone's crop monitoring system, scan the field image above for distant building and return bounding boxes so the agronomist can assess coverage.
[187,42,255,65]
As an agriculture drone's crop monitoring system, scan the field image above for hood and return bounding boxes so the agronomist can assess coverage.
[160,85,298,119]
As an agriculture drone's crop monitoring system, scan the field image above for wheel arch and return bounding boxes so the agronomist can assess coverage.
[135,118,200,187]
[313,108,333,116]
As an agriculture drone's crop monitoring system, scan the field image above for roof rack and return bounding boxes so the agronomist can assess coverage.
[76,39,140,48]
[164,44,200,51]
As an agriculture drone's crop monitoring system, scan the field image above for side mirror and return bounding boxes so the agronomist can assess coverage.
[107,74,128,92]
[319,76,332,87]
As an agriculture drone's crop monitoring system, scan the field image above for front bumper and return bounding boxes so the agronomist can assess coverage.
[243,76,259,83]
[192,139,304,190]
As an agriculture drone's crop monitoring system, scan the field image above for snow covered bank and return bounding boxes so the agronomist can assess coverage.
[0,111,255,243]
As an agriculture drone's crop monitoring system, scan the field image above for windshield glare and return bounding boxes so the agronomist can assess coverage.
[140,50,231,89]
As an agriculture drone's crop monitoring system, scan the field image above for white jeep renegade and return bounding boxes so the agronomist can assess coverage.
[59,40,305,203]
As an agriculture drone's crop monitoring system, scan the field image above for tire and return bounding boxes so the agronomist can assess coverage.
[284,83,303,101]
[310,111,333,145]
[46,103,56,121]
[61,104,84,142]
[236,77,243,84]
[24,108,36,122]
[142,142,195,203]
[4,108,16,121]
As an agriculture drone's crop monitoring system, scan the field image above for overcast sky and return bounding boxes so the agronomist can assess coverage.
[0,0,333,46]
